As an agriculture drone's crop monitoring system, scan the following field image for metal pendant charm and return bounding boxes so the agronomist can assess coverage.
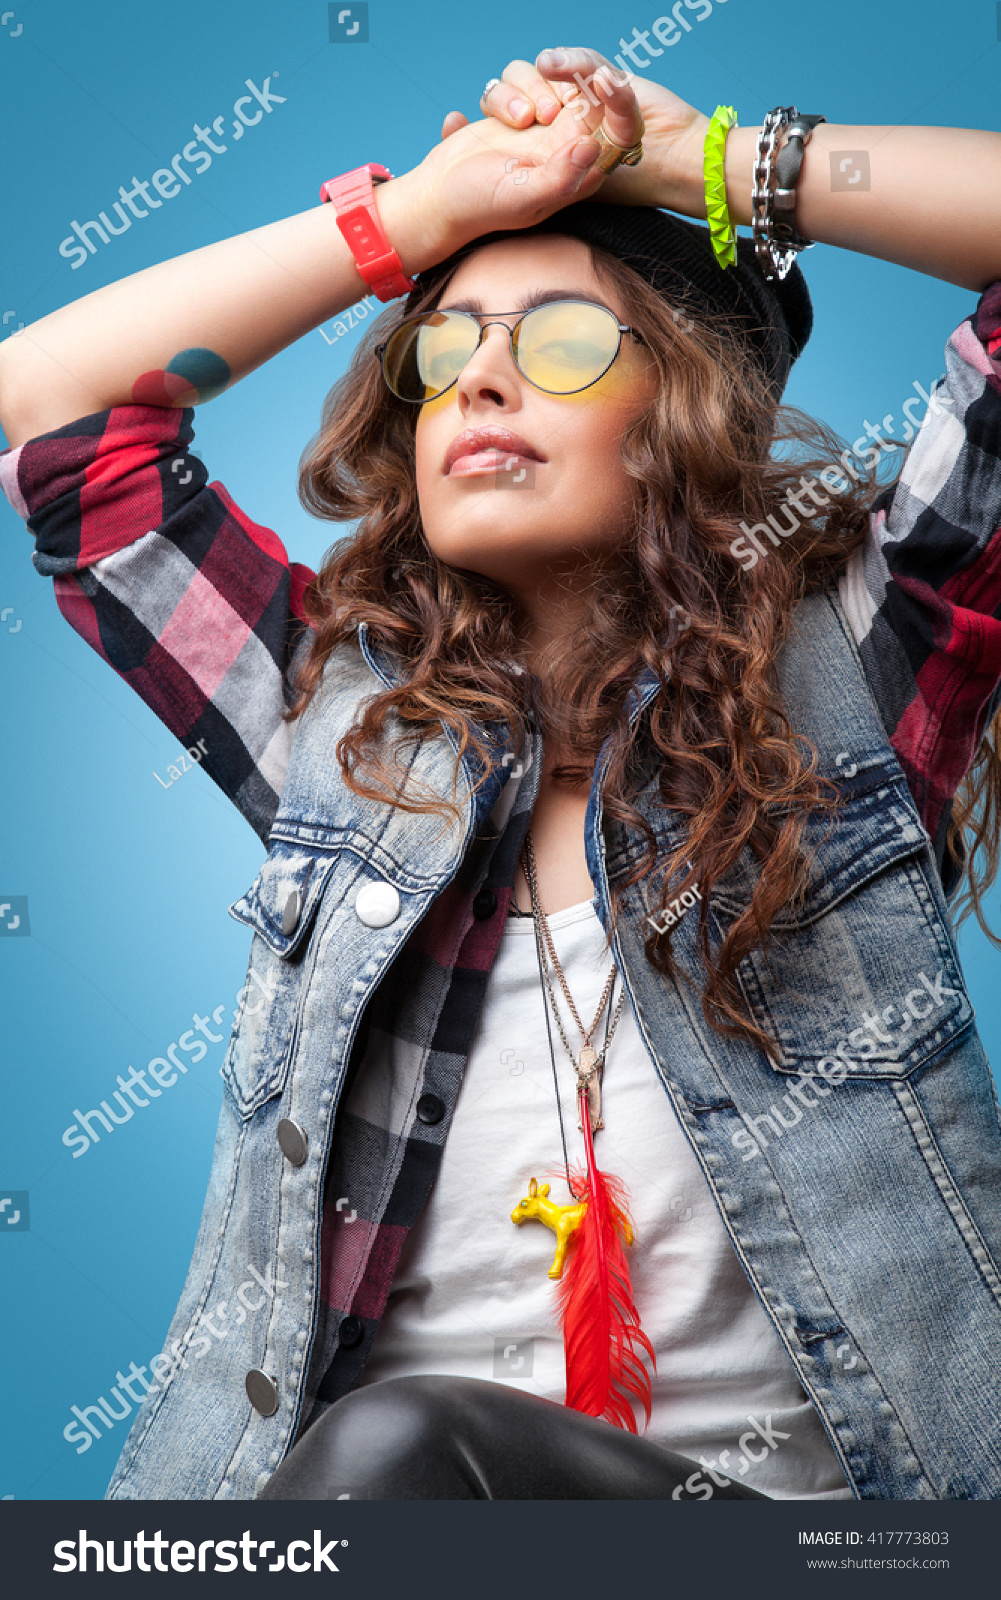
[575,1044,603,1133]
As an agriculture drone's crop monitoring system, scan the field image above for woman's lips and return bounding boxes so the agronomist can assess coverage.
[447,448,539,478]
[443,427,545,476]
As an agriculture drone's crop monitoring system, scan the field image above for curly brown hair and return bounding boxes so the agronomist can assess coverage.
[287,237,1001,1055]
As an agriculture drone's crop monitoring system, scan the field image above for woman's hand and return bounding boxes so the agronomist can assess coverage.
[458,47,710,219]
[380,54,650,273]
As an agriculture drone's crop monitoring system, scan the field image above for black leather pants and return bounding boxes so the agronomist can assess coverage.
[258,1375,772,1500]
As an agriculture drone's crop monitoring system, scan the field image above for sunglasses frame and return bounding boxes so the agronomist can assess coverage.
[374,299,640,404]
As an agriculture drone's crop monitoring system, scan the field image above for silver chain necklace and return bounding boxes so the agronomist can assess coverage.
[520,828,626,1136]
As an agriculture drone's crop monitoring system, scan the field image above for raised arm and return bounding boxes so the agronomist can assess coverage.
[0,93,650,839]
[477,48,1001,293]
[0,95,644,450]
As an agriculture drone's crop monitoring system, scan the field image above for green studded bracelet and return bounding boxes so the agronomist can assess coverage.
[704,105,738,270]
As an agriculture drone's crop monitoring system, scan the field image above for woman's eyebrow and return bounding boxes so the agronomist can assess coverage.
[438,289,612,314]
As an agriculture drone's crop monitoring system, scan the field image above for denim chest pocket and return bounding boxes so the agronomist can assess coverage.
[222,842,356,1118]
[707,772,974,1081]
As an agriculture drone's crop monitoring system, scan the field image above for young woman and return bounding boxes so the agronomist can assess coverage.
[2,47,1001,1503]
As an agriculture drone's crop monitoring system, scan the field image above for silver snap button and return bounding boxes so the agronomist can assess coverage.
[245,1369,279,1416]
[277,1117,308,1167]
[282,888,303,935]
[354,879,401,927]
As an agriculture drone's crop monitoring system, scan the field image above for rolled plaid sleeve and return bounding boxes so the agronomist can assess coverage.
[838,281,1001,885]
[0,405,316,843]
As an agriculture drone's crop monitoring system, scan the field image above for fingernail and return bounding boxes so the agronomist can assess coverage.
[571,137,599,169]
[540,47,567,68]
[537,95,558,117]
[510,96,530,118]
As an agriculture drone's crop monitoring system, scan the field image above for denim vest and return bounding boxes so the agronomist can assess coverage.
[105,585,1001,1501]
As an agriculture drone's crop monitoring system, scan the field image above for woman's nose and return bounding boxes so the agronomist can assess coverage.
[455,323,521,412]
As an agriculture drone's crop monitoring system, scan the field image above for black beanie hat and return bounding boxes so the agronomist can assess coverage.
[412,202,814,403]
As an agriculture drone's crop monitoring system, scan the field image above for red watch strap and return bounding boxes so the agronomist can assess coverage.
[320,163,416,302]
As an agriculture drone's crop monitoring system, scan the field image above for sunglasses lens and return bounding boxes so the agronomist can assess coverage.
[513,302,621,393]
[382,312,480,401]
[381,303,624,401]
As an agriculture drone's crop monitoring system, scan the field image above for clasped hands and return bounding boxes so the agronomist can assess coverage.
[450,46,708,214]
[395,46,710,272]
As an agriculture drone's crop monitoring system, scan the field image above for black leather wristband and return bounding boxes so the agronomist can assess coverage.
[773,113,827,250]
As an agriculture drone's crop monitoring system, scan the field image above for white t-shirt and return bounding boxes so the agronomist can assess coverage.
[356,897,854,1500]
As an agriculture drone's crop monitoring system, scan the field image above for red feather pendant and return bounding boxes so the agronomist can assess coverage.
[551,1086,656,1434]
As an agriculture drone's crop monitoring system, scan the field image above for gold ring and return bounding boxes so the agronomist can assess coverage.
[592,122,644,174]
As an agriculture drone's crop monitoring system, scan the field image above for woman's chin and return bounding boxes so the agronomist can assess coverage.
[425,522,543,568]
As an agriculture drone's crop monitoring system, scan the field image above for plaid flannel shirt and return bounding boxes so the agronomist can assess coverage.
[3,280,1001,1440]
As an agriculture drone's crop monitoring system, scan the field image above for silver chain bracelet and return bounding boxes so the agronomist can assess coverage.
[751,106,794,282]
[751,104,826,282]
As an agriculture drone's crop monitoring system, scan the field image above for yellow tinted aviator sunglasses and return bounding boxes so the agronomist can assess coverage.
[375,299,640,404]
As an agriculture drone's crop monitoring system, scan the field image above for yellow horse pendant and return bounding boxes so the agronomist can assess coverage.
[510,1176,587,1279]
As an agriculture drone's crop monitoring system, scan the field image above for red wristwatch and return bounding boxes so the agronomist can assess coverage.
[319,163,416,302]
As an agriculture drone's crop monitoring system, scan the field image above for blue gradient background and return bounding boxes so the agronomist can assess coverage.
[0,0,998,1501]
